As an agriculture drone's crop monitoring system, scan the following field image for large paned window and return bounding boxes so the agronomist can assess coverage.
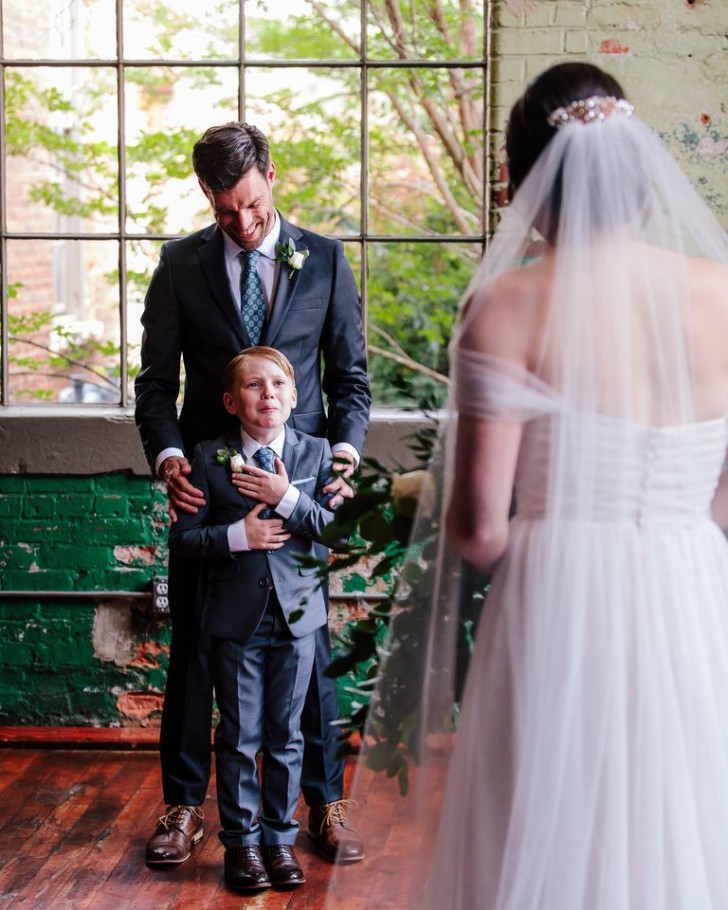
[1,0,490,410]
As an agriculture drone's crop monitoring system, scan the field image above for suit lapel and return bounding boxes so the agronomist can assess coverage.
[262,217,305,347]
[219,433,258,513]
[282,426,301,481]
[197,226,250,346]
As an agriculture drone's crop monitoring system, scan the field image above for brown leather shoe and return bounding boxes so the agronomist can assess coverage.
[145,805,204,865]
[308,800,365,864]
[224,846,271,892]
[262,845,305,887]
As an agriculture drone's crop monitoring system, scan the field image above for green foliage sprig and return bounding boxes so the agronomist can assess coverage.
[303,406,489,796]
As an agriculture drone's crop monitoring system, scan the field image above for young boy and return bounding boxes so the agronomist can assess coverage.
[168,346,339,893]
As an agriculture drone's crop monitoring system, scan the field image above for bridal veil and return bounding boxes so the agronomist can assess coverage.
[324,65,728,909]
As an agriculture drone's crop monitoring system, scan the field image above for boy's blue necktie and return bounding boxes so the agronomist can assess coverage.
[254,446,276,517]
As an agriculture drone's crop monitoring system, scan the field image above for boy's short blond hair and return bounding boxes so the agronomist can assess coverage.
[222,346,296,392]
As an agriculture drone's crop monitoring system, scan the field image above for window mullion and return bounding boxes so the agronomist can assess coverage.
[117,0,128,408]
[361,0,369,345]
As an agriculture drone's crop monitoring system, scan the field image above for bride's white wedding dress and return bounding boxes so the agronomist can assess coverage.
[321,109,728,910]
[425,356,728,910]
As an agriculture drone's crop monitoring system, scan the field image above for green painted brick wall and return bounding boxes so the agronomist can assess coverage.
[0,474,168,589]
[0,473,367,727]
[0,474,172,725]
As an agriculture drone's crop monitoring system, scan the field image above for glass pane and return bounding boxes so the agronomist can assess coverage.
[7,239,121,404]
[124,0,238,60]
[126,239,163,403]
[3,0,116,60]
[368,67,484,235]
[247,67,362,234]
[366,0,484,61]
[124,67,240,235]
[5,67,119,234]
[342,241,362,293]
[246,0,360,61]
[367,241,482,406]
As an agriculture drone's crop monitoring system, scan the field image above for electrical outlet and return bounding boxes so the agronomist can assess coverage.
[152,575,170,615]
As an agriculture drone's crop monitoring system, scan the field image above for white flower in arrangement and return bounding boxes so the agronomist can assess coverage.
[275,238,310,278]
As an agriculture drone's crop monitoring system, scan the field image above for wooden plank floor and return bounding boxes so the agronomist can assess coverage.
[0,747,442,910]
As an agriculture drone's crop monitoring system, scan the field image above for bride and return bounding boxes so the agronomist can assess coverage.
[431,60,728,909]
[328,62,728,909]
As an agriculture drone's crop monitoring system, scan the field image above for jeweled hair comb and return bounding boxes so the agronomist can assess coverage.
[547,95,635,128]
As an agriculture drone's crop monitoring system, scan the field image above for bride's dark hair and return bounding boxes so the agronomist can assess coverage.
[506,62,627,198]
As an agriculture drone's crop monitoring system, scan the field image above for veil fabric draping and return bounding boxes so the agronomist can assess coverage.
[324,110,728,909]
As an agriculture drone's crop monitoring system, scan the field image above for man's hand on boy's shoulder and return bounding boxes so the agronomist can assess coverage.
[322,449,357,509]
[160,455,206,523]
[244,504,291,551]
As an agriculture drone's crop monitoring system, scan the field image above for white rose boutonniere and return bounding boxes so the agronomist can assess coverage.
[275,238,309,278]
[229,453,245,473]
[215,447,245,473]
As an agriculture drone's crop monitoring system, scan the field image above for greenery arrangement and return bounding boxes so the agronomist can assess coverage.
[306,405,490,795]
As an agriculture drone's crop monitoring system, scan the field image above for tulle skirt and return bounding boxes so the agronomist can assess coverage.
[424,516,728,910]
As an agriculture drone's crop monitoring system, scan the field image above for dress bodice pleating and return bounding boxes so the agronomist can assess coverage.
[515,412,728,525]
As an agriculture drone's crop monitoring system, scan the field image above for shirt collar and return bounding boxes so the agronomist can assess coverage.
[240,427,286,460]
[222,210,281,264]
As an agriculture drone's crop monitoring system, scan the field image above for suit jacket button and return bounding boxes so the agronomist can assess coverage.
[258,578,268,588]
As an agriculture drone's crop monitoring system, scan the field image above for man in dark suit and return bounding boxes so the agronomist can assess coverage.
[134,122,370,867]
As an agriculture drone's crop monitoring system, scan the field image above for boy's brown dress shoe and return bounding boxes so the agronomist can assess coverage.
[145,805,204,865]
[224,845,271,892]
[308,800,365,864]
[262,845,306,887]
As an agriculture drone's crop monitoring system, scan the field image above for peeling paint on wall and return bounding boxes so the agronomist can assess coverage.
[112,544,157,566]
[92,604,136,667]
[696,135,728,159]
[599,39,630,56]
[116,691,164,720]
[505,0,537,17]
[129,640,168,670]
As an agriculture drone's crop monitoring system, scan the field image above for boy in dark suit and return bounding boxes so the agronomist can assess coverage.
[168,346,338,893]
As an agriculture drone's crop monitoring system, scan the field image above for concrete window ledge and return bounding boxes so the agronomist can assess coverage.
[0,408,436,475]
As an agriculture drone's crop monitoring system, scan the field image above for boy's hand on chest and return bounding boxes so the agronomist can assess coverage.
[243,504,291,550]
[230,458,289,506]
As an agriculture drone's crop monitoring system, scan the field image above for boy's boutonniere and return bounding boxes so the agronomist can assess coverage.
[215,447,245,473]
[275,238,309,278]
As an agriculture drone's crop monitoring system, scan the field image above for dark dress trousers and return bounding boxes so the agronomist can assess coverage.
[168,428,335,845]
[134,215,371,807]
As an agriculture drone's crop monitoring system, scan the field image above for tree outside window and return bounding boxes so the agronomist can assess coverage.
[1,0,489,408]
